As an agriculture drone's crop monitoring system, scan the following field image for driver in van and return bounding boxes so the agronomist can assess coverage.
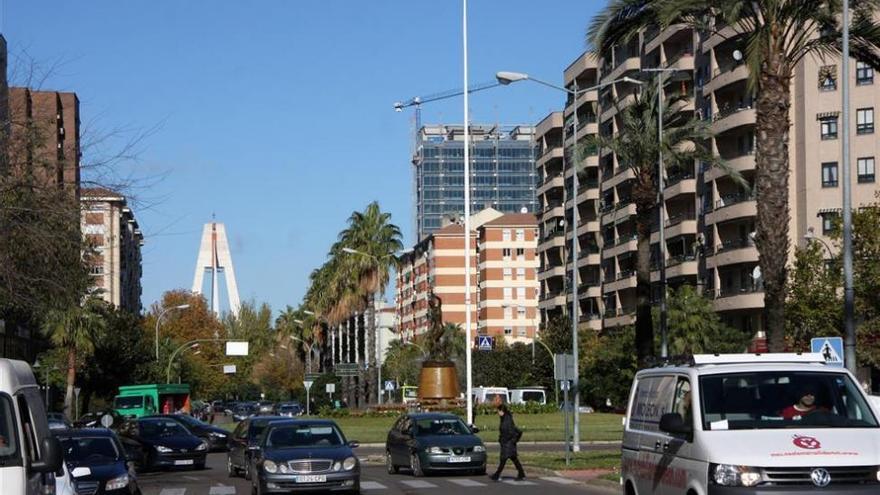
[781,384,827,419]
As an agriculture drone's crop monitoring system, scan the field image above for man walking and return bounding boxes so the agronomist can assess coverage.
[489,404,526,481]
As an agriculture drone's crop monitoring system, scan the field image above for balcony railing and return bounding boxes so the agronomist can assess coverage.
[666,253,696,267]
[543,200,564,212]
[716,237,755,253]
[665,49,693,67]
[578,179,599,193]
[665,170,695,187]
[542,229,565,241]
[665,211,695,227]
[711,60,745,79]
[542,172,563,186]
[579,245,600,256]
[599,203,615,214]
[713,101,754,122]
[579,313,602,323]
[715,192,755,210]
[614,234,638,247]
[617,269,636,280]
[717,282,763,298]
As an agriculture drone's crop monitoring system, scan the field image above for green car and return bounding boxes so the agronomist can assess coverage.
[385,413,486,477]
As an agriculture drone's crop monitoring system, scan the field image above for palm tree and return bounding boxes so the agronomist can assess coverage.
[589,0,880,352]
[595,77,718,366]
[41,296,106,418]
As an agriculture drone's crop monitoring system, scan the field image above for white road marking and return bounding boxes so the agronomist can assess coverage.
[502,479,538,485]
[209,485,237,495]
[447,479,487,487]
[361,481,388,490]
[541,476,579,485]
[182,476,201,481]
[158,489,186,495]
[400,480,438,488]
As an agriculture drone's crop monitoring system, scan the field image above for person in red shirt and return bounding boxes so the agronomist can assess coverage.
[781,386,825,420]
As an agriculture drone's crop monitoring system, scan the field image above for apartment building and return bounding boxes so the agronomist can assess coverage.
[81,188,144,314]
[412,124,538,241]
[537,23,877,335]
[396,208,539,343]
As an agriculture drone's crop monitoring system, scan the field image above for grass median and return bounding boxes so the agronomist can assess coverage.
[220,412,623,444]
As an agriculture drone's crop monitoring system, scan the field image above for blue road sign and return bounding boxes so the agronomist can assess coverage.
[477,336,493,351]
[811,337,844,368]
[384,380,397,391]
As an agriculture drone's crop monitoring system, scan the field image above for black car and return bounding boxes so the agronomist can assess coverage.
[276,403,302,417]
[385,413,486,476]
[118,417,207,471]
[249,419,360,494]
[144,414,229,451]
[56,428,140,495]
[227,416,286,480]
[233,403,258,422]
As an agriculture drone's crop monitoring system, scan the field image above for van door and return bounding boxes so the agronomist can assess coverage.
[651,376,696,495]
[15,389,53,495]
[627,375,678,495]
[0,392,25,495]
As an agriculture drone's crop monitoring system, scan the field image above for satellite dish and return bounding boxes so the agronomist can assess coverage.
[520,207,528,214]
[732,49,743,61]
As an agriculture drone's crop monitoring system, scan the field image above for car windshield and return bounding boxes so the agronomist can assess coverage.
[114,396,143,409]
[140,419,190,438]
[700,371,879,430]
[0,395,20,463]
[266,425,344,448]
[176,415,204,427]
[414,418,471,436]
[280,406,298,411]
[60,437,120,464]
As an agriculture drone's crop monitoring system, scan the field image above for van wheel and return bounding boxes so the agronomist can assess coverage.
[625,480,636,495]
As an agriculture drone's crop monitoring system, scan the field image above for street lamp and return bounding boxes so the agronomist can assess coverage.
[33,360,57,406]
[497,70,644,452]
[805,227,834,259]
[155,304,190,361]
[287,330,316,374]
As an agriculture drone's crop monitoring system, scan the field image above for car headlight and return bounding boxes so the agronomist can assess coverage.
[105,474,129,491]
[473,445,486,452]
[195,442,208,451]
[333,461,342,471]
[343,456,357,471]
[426,446,443,454]
[713,464,761,487]
[156,445,172,453]
[278,463,291,474]
[209,432,226,438]
[263,460,278,474]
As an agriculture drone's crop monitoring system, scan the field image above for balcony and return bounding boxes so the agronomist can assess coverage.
[539,230,566,251]
[705,193,756,225]
[704,62,748,94]
[603,166,635,191]
[602,201,636,226]
[603,54,641,84]
[702,24,740,53]
[600,93,637,123]
[651,255,697,282]
[538,265,566,281]
[604,306,636,327]
[707,239,759,269]
[665,50,694,71]
[537,146,564,166]
[710,284,764,312]
[705,151,755,182]
[712,106,756,135]
[604,234,638,260]
[604,270,637,293]
[538,173,564,195]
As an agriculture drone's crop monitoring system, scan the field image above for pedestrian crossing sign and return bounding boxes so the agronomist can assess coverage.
[477,336,493,351]
[811,337,844,368]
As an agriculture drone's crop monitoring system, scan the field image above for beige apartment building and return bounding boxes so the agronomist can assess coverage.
[536,23,878,335]
[396,208,539,343]
[81,188,144,314]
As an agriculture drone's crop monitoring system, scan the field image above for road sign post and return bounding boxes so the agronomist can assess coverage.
[326,383,336,405]
[554,354,575,466]
[560,380,570,466]
[812,337,845,368]
[304,380,314,416]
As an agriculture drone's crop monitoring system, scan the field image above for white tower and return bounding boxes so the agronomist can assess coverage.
[192,222,241,317]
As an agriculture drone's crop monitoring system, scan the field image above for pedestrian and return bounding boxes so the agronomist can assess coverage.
[489,403,525,481]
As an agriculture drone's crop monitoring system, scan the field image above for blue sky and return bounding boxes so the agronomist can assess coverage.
[4,1,602,314]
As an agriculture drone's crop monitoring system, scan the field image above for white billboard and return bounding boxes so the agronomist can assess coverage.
[223,364,237,374]
[225,341,249,356]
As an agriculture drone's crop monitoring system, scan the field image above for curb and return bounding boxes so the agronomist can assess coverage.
[355,440,620,448]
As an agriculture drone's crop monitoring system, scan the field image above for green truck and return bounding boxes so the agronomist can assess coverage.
[113,383,192,418]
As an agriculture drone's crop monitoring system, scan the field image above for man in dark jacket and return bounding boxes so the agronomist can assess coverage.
[489,404,526,481]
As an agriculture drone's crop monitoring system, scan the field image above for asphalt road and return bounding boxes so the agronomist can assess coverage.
[136,451,619,495]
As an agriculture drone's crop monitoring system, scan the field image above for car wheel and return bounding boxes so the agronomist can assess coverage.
[410,452,424,477]
[244,459,252,481]
[195,462,206,470]
[473,467,487,476]
[386,451,399,474]
[251,476,263,495]
[227,456,236,477]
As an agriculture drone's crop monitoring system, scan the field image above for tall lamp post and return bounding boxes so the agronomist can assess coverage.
[290,321,316,373]
[155,304,190,361]
[33,360,57,406]
[496,70,644,451]
[842,0,856,373]
[805,227,834,259]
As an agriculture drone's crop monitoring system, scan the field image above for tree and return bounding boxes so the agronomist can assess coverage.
[785,243,842,351]
[589,0,880,352]
[41,296,106,418]
[655,285,751,355]
[382,339,423,390]
[251,346,305,401]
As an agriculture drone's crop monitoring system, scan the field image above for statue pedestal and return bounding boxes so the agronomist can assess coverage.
[418,361,459,401]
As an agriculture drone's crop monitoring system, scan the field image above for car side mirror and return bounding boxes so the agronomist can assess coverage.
[348,441,360,448]
[659,413,693,439]
[469,425,480,434]
[30,436,62,473]
[248,445,261,452]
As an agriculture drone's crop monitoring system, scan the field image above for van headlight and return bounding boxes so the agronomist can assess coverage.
[105,474,130,491]
[712,464,761,487]
[343,456,357,470]
[263,460,278,474]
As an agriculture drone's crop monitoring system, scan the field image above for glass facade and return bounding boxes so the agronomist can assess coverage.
[413,125,538,240]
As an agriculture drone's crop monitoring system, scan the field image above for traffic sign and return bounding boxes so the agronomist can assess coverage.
[223,365,237,374]
[303,380,314,390]
[477,336,493,351]
[304,373,322,381]
[325,383,336,394]
[335,362,360,376]
[812,337,845,368]
[384,380,396,391]
[100,414,114,428]
[554,354,575,381]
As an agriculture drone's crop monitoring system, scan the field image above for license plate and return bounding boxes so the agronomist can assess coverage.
[174,459,194,466]
[295,475,327,483]
[448,456,471,463]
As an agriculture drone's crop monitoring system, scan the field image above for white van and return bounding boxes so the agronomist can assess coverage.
[622,353,880,494]
[510,388,546,405]
[0,358,62,495]
[472,386,509,404]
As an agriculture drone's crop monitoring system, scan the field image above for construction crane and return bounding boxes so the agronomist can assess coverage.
[393,80,502,133]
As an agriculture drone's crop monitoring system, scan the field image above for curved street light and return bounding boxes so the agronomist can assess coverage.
[155,304,190,361]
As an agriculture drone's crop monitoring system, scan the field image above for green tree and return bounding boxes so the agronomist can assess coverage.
[589,0,880,352]
[785,243,842,351]
[656,285,751,355]
[382,339,423,390]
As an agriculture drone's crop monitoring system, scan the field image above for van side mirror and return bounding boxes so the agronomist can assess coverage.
[30,436,62,473]
[659,413,693,438]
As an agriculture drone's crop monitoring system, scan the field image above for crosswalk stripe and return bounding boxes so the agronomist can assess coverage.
[159,489,186,495]
[183,476,201,481]
[209,485,237,495]
[400,480,438,488]
[447,479,487,487]
[540,476,580,485]
[502,479,538,485]
[361,481,388,490]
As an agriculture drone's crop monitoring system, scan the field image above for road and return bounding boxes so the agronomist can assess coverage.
[137,451,618,495]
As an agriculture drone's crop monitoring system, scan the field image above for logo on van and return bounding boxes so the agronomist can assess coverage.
[792,435,822,450]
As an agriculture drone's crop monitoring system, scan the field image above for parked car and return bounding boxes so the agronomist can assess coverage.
[510,387,546,405]
[249,419,360,494]
[385,413,486,477]
[227,416,286,480]
[117,417,207,471]
[143,414,228,451]
[256,401,276,415]
[471,386,509,405]
[55,428,140,495]
[276,403,302,417]
[212,400,226,413]
[48,412,72,430]
[233,404,257,422]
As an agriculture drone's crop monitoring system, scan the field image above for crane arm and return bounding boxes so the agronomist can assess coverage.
[393,80,501,111]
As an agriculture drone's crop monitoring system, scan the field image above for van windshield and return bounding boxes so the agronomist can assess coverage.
[521,391,544,402]
[700,371,878,430]
[0,395,20,464]
[486,393,508,404]
[114,396,143,409]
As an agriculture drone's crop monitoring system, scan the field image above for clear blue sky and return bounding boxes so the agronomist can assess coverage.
[3,1,602,314]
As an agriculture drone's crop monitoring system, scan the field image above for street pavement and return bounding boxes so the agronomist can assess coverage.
[137,451,619,495]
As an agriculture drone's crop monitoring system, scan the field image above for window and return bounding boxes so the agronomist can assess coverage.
[503,267,512,279]
[857,61,874,85]
[858,157,875,183]
[517,326,527,337]
[504,327,513,335]
[516,287,526,299]
[820,116,838,140]
[502,229,511,242]
[516,229,525,241]
[516,267,526,280]
[516,248,525,260]
[503,287,512,299]
[517,306,526,319]
[857,108,874,134]
[821,212,838,235]
[0,395,20,465]
[89,265,104,275]
[503,306,512,320]
[821,162,839,187]
[502,248,511,260]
